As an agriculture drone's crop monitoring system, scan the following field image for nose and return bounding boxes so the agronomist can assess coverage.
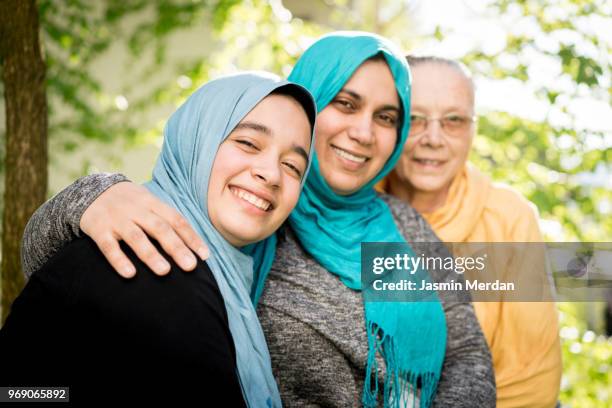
[251,155,281,188]
[420,119,444,148]
[347,113,374,145]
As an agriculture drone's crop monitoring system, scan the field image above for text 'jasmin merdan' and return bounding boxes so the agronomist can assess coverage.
[372,254,487,275]
[372,279,515,292]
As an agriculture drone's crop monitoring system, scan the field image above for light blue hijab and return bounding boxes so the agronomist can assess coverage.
[145,72,316,407]
[288,32,447,407]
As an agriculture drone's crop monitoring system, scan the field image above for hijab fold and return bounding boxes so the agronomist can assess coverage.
[145,72,316,408]
[288,32,447,408]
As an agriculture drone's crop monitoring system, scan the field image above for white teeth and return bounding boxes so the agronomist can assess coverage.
[417,159,441,166]
[332,146,367,163]
[231,188,271,211]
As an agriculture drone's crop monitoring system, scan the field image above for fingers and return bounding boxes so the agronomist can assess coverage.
[79,181,208,278]
[151,202,209,261]
[95,233,137,278]
[134,211,199,272]
[80,183,171,277]
[119,222,173,275]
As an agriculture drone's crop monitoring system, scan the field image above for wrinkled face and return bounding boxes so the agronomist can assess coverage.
[208,94,311,247]
[394,63,475,195]
[315,59,401,195]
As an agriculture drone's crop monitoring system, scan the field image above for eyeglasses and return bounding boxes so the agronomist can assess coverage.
[409,114,475,137]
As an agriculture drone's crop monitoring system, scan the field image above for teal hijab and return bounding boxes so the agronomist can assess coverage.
[145,72,316,408]
[288,32,447,407]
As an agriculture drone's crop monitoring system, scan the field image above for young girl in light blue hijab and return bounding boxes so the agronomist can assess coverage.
[3,72,316,407]
[144,71,316,406]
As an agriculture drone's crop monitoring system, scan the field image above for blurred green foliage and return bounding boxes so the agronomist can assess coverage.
[463,0,611,242]
[558,302,611,407]
[38,0,239,146]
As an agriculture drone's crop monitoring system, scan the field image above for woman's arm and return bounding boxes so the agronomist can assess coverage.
[433,303,496,407]
[21,173,208,280]
[22,173,128,278]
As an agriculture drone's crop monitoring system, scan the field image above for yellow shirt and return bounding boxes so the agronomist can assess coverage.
[381,164,562,408]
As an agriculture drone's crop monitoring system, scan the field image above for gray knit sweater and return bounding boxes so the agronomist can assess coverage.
[21,174,495,407]
[21,173,129,278]
[259,194,495,407]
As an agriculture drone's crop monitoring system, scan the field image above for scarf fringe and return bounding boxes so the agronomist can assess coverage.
[363,322,441,408]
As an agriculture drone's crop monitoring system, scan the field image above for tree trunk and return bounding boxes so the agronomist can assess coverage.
[0,0,48,323]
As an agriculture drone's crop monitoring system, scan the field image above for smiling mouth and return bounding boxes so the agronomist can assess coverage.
[229,186,273,212]
[413,158,445,166]
[331,145,369,164]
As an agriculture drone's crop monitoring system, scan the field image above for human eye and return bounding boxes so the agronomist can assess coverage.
[376,111,399,128]
[282,161,303,179]
[444,115,467,127]
[333,98,355,111]
[233,138,260,151]
[410,114,426,124]
[408,114,428,134]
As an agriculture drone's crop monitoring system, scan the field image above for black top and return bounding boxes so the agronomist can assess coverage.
[0,237,246,406]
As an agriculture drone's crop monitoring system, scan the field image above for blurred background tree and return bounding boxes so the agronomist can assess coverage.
[0,0,610,405]
[0,0,47,328]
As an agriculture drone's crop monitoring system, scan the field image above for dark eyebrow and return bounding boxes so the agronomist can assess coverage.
[339,88,362,102]
[292,145,309,164]
[234,121,271,135]
[379,105,401,114]
[339,88,401,113]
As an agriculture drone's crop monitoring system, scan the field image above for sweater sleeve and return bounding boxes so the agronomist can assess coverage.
[21,173,129,279]
[380,194,496,408]
[432,303,496,407]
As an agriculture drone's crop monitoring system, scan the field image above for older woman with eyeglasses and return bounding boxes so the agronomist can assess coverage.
[379,56,562,408]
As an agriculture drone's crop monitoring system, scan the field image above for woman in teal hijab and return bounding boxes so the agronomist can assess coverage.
[252,31,447,407]
[254,33,491,408]
[19,32,495,408]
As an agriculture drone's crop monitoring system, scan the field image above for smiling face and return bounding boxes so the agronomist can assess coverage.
[207,93,311,247]
[315,58,401,195]
[393,62,475,199]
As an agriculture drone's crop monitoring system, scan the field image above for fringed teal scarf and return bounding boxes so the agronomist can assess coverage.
[287,32,447,408]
